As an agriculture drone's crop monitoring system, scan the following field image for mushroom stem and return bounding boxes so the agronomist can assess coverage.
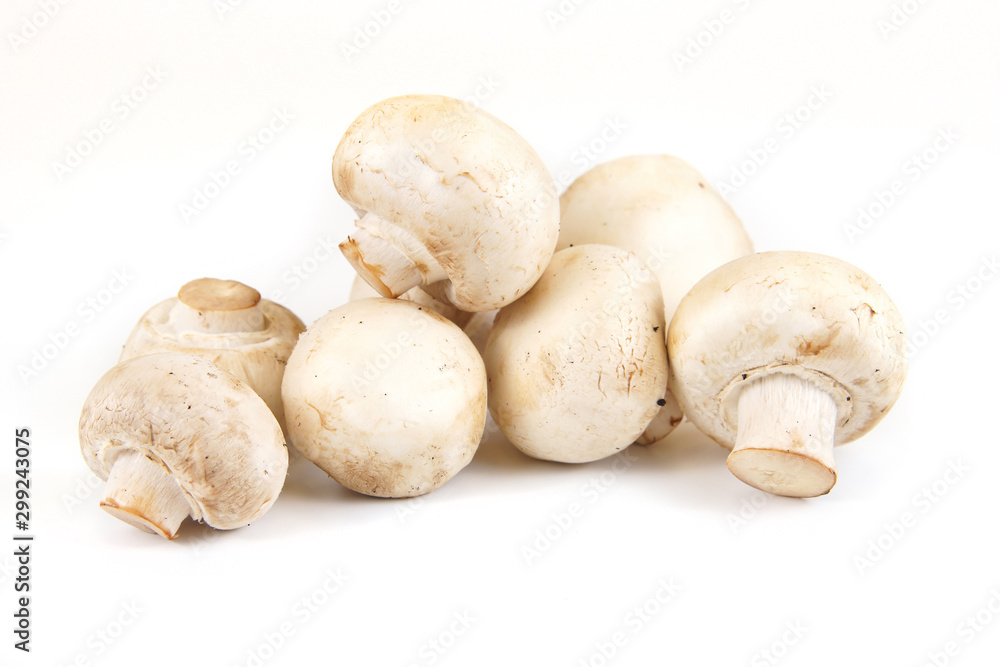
[100,450,191,540]
[173,278,266,333]
[727,373,838,498]
[340,212,448,298]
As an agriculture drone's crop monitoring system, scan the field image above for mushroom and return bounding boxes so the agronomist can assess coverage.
[79,353,288,539]
[667,251,908,497]
[348,274,472,329]
[120,277,305,434]
[332,94,559,312]
[281,298,487,498]
[484,244,668,463]
[558,155,753,443]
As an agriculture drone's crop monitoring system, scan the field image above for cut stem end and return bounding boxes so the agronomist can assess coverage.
[174,278,265,333]
[727,373,838,498]
[100,450,191,540]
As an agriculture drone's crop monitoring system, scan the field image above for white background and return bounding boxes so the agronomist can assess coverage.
[3,1,999,665]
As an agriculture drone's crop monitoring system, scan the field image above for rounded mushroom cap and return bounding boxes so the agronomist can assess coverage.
[667,251,908,448]
[281,298,487,498]
[79,353,288,530]
[558,154,753,318]
[120,280,306,434]
[348,274,472,329]
[333,94,559,312]
[485,244,668,463]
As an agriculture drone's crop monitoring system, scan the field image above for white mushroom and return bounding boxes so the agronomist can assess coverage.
[348,274,472,328]
[558,155,754,444]
[79,353,288,539]
[333,94,559,312]
[120,278,305,434]
[667,251,908,498]
[484,244,668,463]
[281,298,487,498]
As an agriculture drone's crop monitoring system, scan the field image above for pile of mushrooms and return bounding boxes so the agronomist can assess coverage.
[79,278,302,538]
[79,93,910,540]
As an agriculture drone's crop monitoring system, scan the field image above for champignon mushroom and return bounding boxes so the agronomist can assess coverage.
[120,278,305,434]
[558,155,754,444]
[484,244,668,463]
[281,298,487,498]
[79,353,288,539]
[332,94,559,312]
[667,251,908,498]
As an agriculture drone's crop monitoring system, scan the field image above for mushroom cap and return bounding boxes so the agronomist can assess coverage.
[333,94,559,312]
[667,251,908,449]
[79,353,288,529]
[119,285,305,434]
[281,298,487,498]
[558,154,753,318]
[484,244,668,463]
[348,274,472,329]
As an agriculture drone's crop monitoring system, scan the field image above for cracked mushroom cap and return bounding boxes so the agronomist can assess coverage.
[281,298,487,498]
[79,353,288,535]
[120,278,305,434]
[333,94,559,312]
[667,251,908,451]
[484,244,668,463]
